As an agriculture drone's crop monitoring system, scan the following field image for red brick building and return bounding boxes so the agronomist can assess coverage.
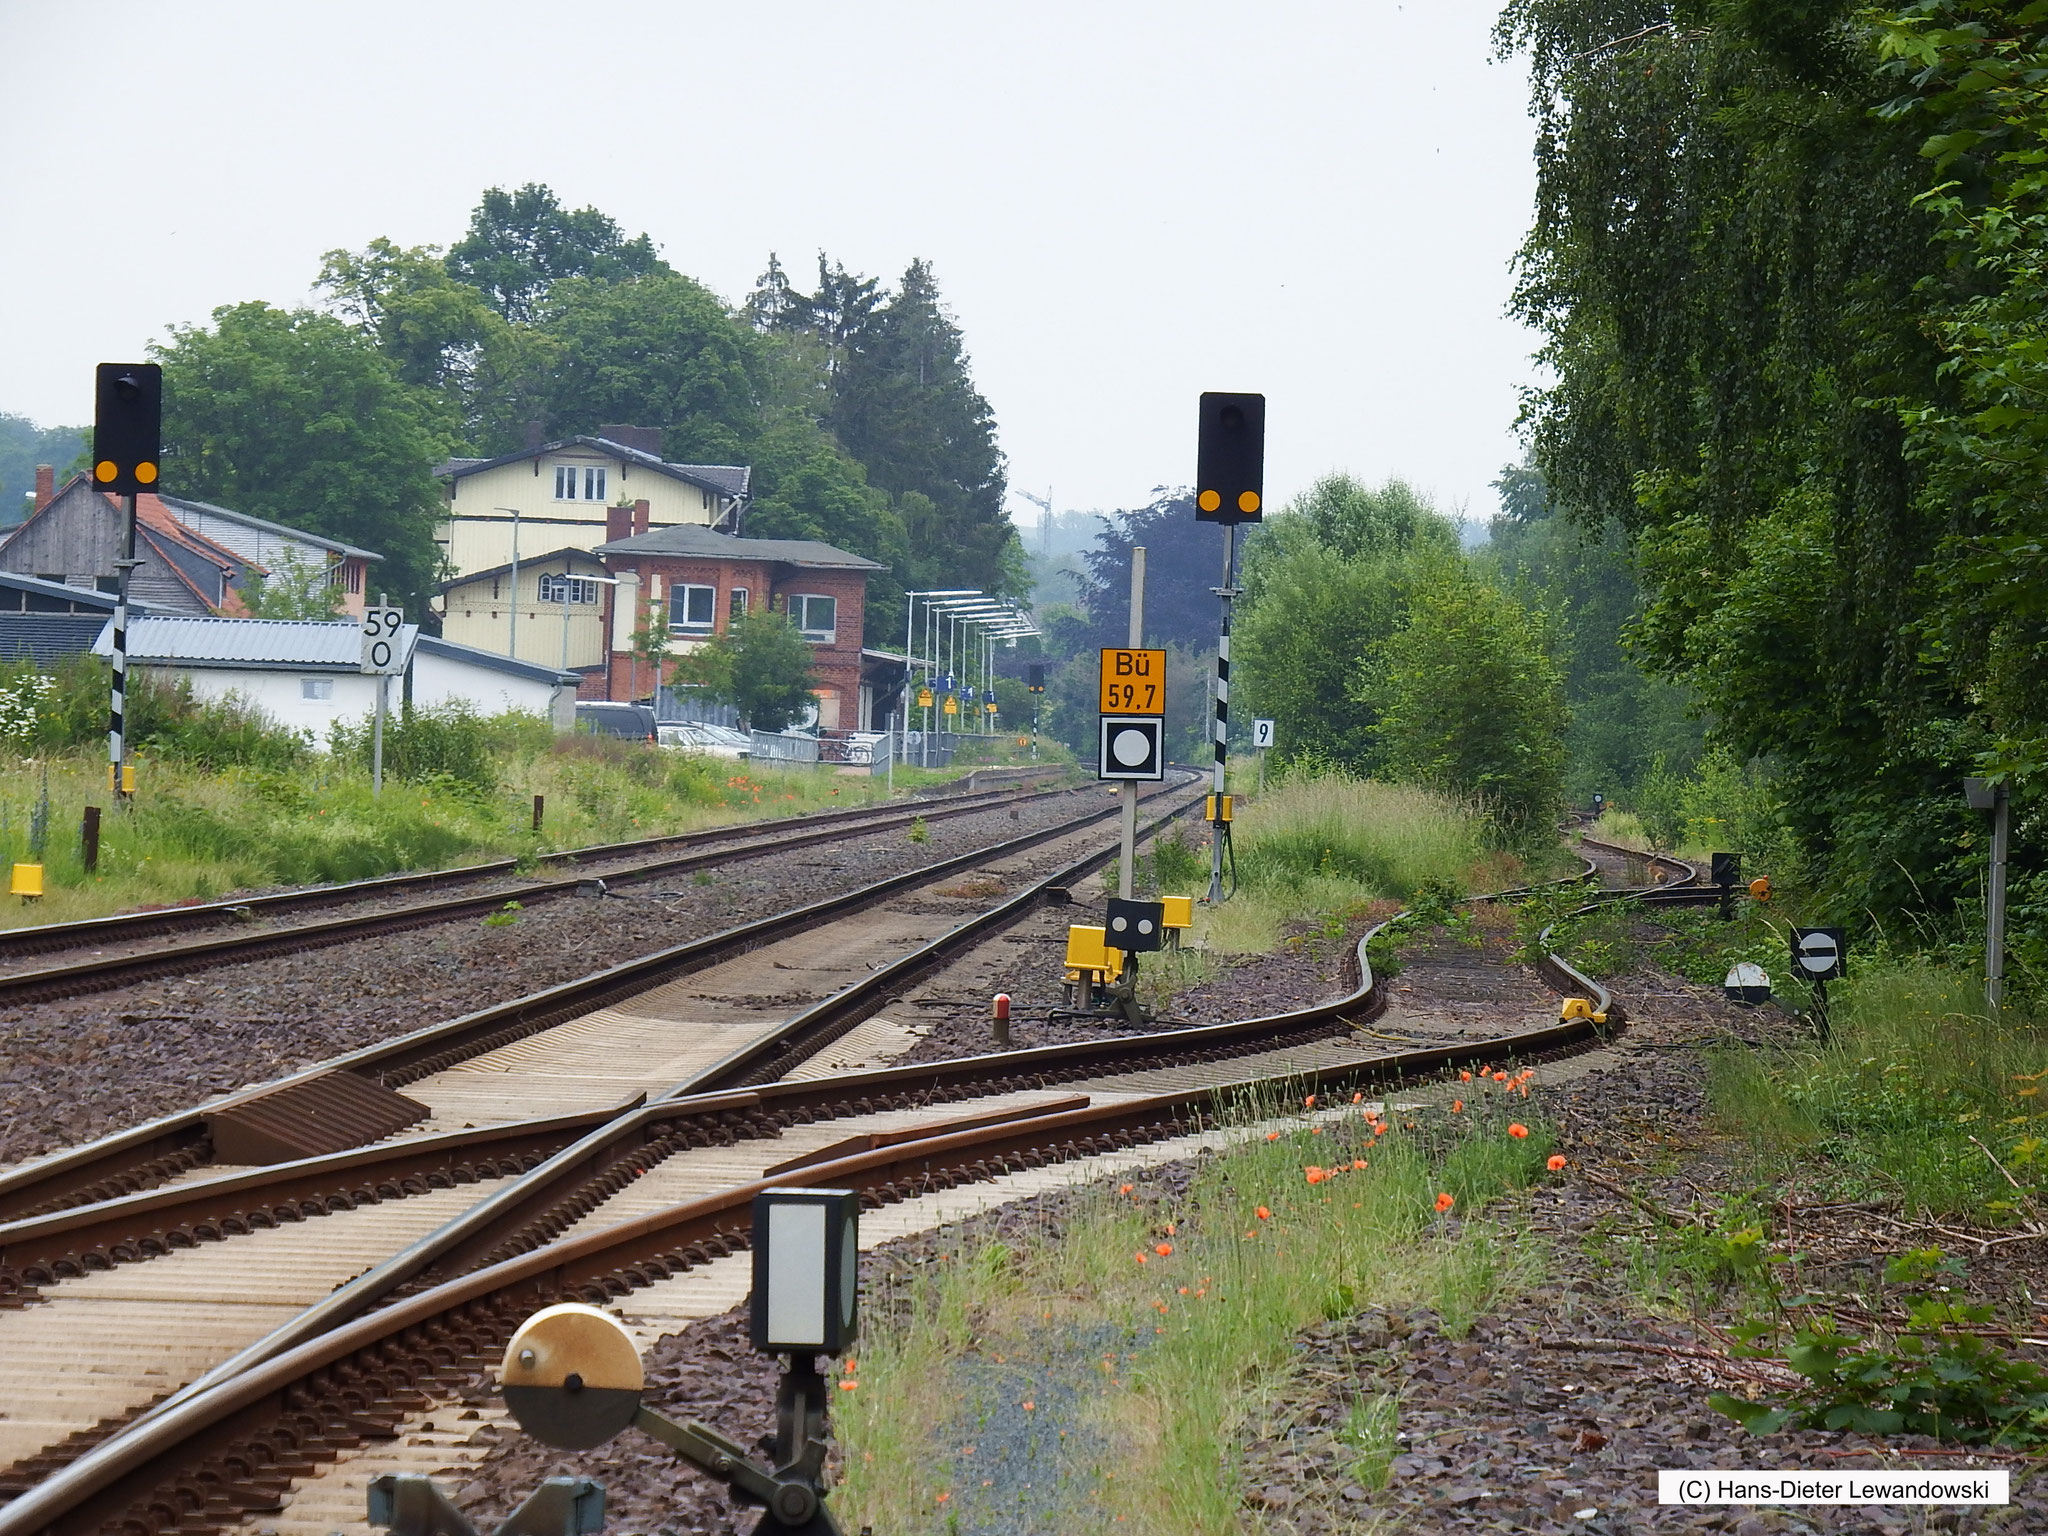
[594,525,885,730]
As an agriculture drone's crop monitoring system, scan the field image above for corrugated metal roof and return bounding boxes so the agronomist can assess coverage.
[594,525,886,571]
[0,614,113,668]
[91,616,419,670]
[159,495,383,562]
[414,633,579,684]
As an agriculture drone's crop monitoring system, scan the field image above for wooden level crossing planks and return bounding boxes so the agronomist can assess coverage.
[0,1180,512,1474]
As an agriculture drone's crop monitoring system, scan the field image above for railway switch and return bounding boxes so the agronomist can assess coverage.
[500,1194,860,1533]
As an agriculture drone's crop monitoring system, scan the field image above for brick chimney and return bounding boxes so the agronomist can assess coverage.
[631,498,651,536]
[33,465,54,511]
[606,503,632,543]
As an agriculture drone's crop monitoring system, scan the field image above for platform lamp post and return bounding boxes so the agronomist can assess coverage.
[905,590,978,770]
[1965,776,2010,1014]
[950,604,1011,735]
[930,596,1002,748]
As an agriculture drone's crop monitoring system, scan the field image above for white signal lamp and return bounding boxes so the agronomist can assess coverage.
[750,1188,861,1356]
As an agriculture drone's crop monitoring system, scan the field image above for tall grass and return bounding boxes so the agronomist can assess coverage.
[834,1087,1553,1535]
[1710,959,2048,1218]
[0,737,893,927]
[1174,775,1507,955]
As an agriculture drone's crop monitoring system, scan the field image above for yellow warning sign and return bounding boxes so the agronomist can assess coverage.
[1098,648,1166,715]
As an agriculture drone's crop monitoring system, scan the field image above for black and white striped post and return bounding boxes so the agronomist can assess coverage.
[1208,522,1238,904]
[109,495,139,805]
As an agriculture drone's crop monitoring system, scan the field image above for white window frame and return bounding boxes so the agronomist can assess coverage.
[791,593,837,642]
[729,587,748,621]
[553,464,608,501]
[301,677,334,701]
[669,583,716,634]
[538,573,600,604]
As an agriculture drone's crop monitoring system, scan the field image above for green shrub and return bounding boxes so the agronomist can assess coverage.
[331,701,497,793]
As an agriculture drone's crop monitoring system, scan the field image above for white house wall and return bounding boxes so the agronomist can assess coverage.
[412,650,573,730]
[149,667,388,749]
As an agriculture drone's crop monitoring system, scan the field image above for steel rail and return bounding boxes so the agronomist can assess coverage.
[0,901,1627,1536]
[0,782,1116,1225]
[0,780,1188,1231]
[0,771,1058,964]
[0,783,1077,1008]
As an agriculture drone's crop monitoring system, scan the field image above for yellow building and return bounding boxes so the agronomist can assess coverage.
[433,426,749,581]
[436,546,614,672]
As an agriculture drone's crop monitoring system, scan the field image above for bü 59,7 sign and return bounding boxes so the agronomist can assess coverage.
[1098,648,1166,715]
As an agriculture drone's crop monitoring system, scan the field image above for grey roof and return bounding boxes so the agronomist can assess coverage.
[0,572,167,614]
[594,525,886,572]
[434,545,607,594]
[158,495,384,563]
[434,436,751,501]
[414,633,580,685]
[91,616,418,672]
[0,613,116,668]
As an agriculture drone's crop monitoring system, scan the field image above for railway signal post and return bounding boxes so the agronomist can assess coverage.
[94,363,161,806]
[1197,391,1265,902]
[1097,547,1157,898]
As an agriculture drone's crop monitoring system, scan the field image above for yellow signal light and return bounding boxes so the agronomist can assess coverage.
[1197,489,1221,513]
[135,462,158,484]
[95,460,118,483]
[1237,491,1260,514]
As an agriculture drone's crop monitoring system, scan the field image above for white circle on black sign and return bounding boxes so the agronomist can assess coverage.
[1111,727,1151,766]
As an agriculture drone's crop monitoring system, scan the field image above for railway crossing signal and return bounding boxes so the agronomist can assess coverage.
[1195,391,1266,523]
[93,363,162,495]
[1027,663,1045,693]
[1098,716,1163,780]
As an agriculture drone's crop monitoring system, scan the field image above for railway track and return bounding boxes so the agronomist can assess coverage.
[0,829,1698,1536]
[0,771,1069,1006]
[0,781,1211,1488]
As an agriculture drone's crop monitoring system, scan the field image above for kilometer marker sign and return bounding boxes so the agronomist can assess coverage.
[1099,648,1166,715]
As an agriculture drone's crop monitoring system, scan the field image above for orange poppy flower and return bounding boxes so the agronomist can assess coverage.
[1451,1099,1464,1113]
[1435,1191,1456,1213]
[839,1380,858,1390]
[1155,1242,1174,1256]
[1119,1183,1133,1195]
[1134,1252,1148,1264]
[1256,1205,1272,1220]
[1304,1094,1316,1108]
[1305,1166,1327,1184]
[1352,1158,1368,1170]
[1022,1400,1035,1411]
[1351,1091,1364,1104]
[1508,1123,1529,1139]
[1547,1154,1568,1171]
[1266,1131,1281,1142]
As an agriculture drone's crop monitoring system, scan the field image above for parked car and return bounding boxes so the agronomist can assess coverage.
[574,702,658,743]
[658,722,751,759]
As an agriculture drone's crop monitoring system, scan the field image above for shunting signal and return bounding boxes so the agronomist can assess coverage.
[1195,391,1266,523]
[94,364,162,496]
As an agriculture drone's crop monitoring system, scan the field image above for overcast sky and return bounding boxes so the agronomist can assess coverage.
[2,1,1540,530]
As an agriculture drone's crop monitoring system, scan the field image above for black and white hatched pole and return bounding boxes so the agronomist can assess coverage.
[1194,391,1264,905]
[1208,522,1237,903]
[110,495,139,804]
[93,363,162,808]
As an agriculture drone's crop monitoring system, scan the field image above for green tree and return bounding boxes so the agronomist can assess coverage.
[1478,455,1702,800]
[1233,475,1461,773]
[670,609,817,732]
[446,183,671,324]
[0,414,85,524]
[1370,565,1569,841]
[239,549,346,619]
[154,302,451,606]
[1495,0,1991,921]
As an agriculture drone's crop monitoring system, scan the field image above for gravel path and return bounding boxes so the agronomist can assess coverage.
[0,789,1111,1169]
